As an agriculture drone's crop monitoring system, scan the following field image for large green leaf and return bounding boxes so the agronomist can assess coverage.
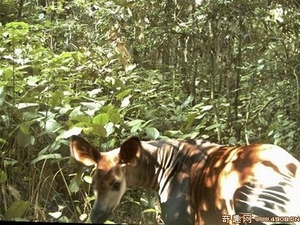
[93,113,110,126]
[145,127,160,140]
[5,200,30,220]
[44,118,61,133]
[110,112,121,124]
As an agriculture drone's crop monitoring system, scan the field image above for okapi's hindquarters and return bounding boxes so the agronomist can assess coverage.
[226,144,300,224]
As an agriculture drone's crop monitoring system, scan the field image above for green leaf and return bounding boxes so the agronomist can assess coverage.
[205,123,220,131]
[164,130,183,138]
[228,137,237,145]
[0,169,7,183]
[183,113,196,132]
[26,76,40,86]
[19,124,29,135]
[145,127,160,140]
[50,90,64,106]
[87,124,107,137]
[44,118,61,133]
[38,140,63,156]
[3,158,18,167]
[110,112,121,124]
[31,153,62,164]
[69,179,80,193]
[179,94,194,109]
[69,173,82,193]
[142,208,156,214]
[3,67,13,79]
[116,89,132,100]
[182,131,200,140]
[16,129,34,147]
[6,21,29,30]
[69,106,84,118]
[71,115,91,123]
[93,113,110,126]
[127,119,144,127]
[5,200,30,220]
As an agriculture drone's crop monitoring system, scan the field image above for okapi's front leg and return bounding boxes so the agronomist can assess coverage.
[158,174,195,225]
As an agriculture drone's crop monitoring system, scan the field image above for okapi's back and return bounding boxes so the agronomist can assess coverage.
[191,143,300,225]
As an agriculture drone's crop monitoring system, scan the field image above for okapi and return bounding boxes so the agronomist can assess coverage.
[69,135,300,224]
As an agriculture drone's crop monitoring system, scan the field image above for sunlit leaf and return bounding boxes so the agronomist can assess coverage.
[125,64,136,73]
[49,211,62,219]
[26,76,40,86]
[59,127,82,139]
[83,175,93,184]
[44,118,61,133]
[6,21,29,30]
[0,87,5,106]
[79,213,87,221]
[142,208,156,213]
[127,119,144,127]
[105,122,115,136]
[69,106,84,117]
[121,96,131,108]
[145,127,160,140]
[15,103,39,109]
[201,105,213,112]
[93,113,110,126]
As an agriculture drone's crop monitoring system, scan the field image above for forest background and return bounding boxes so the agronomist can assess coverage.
[0,0,299,223]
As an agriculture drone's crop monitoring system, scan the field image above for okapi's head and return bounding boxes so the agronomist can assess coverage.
[70,135,141,223]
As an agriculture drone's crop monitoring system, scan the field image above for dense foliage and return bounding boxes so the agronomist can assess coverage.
[1,0,299,223]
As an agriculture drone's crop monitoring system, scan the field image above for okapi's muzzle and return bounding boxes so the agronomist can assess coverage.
[90,202,111,224]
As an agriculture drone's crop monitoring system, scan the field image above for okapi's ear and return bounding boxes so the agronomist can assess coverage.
[119,136,141,166]
[70,135,101,167]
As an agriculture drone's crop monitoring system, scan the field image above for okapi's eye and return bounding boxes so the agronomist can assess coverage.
[111,181,121,191]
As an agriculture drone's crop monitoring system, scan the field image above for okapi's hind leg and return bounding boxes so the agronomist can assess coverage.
[233,181,299,225]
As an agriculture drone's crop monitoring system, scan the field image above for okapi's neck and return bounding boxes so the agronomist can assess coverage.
[124,141,160,190]
[121,139,224,225]
[123,139,218,191]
